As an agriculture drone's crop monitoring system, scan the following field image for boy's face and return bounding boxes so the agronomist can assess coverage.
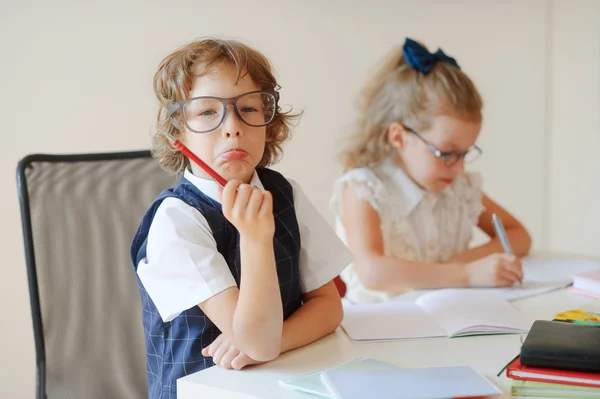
[182,66,267,184]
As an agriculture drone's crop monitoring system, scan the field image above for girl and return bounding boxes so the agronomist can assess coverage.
[331,38,532,304]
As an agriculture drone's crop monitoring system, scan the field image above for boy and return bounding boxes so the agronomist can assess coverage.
[130,38,353,398]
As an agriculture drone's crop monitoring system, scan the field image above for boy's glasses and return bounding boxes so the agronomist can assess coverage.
[168,90,279,134]
[404,125,482,167]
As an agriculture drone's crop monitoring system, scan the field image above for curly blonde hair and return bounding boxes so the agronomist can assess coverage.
[340,41,483,171]
[152,38,300,174]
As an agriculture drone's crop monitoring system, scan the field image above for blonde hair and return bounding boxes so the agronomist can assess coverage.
[340,41,483,171]
[152,38,300,174]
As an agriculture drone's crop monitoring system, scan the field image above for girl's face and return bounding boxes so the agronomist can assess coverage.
[388,114,482,193]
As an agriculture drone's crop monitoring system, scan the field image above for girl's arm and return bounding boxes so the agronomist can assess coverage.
[448,193,532,264]
[342,185,468,291]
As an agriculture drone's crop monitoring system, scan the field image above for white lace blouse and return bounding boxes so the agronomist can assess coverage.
[330,157,485,304]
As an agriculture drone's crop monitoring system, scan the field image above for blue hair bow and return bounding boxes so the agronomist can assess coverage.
[402,38,460,74]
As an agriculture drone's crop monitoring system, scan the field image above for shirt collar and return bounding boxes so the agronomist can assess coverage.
[183,169,264,203]
[379,156,426,216]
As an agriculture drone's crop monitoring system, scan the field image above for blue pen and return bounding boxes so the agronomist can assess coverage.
[492,213,523,285]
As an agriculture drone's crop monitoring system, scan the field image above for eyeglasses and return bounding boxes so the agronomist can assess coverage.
[167,90,279,134]
[404,125,482,167]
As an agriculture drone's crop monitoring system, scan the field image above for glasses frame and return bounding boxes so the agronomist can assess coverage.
[167,90,280,134]
[403,125,482,167]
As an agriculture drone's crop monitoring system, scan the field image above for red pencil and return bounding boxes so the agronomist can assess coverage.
[164,132,228,187]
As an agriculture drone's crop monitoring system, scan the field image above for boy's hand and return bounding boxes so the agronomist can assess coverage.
[202,334,266,370]
[219,180,275,242]
[464,253,523,287]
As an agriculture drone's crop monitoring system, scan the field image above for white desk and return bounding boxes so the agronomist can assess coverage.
[178,254,600,399]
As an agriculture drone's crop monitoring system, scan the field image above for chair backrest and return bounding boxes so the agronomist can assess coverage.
[16,151,176,399]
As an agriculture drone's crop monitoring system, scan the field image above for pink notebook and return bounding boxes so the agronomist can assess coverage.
[569,287,600,299]
[571,270,600,297]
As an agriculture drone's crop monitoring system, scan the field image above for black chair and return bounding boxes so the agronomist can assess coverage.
[16,151,176,399]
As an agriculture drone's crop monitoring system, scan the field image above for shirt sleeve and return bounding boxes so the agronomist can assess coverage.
[136,197,237,322]
[330,168,387,214]
[289,179,355,293]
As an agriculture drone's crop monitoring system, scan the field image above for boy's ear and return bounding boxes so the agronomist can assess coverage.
[387,122,408,149]
[171,129,185,145]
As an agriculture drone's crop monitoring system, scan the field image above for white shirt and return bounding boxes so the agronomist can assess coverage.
[330,157,485,304]
[137,169,354,322]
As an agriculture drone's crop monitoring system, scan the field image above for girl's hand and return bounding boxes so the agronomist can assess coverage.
[464,253,523,287]
[202,334,266,370]
[219,180,274,243]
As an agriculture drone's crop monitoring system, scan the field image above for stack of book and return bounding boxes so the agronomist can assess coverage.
[505,320,600,398]
[506,357,600,398]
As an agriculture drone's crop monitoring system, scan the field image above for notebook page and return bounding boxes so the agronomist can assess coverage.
[341,301,447,341]
[415,289,531,336]
[407,278,572,302]
[400,253,599,303]
[522,255,600,282]
[448,279,572,301]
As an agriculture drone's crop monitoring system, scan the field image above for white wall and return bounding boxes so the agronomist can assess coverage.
[548,0,600,255]
[0,0,565,396]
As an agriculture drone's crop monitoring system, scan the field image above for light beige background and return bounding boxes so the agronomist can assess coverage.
[0,0,597,396]
[548,1,600,255]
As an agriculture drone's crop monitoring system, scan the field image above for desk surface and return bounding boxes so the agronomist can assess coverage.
[178,254,600,399]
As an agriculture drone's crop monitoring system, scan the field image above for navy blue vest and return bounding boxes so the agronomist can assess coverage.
[130,168,302,398]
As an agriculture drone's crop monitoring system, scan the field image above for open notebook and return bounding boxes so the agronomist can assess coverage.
[409,279,572,302]
[341,289,531,342]
[398,255,594,303]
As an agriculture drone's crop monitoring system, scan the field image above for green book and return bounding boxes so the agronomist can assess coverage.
[511,379,600,398]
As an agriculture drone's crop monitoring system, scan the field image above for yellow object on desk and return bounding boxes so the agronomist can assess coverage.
[554,309,600,322]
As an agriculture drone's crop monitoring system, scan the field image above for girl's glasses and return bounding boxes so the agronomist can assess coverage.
[168,90,279,134]
[404,125,482,167]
